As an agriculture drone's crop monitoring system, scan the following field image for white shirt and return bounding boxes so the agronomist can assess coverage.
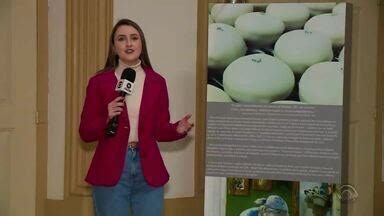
[115,59,145,142]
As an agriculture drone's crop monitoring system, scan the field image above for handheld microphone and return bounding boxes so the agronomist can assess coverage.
[105,68,136,137]
[115,68,136,96]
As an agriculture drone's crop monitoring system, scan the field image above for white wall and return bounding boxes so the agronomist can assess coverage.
[47,0,66,200]
[204,177,227,216]
[114,0,198,198]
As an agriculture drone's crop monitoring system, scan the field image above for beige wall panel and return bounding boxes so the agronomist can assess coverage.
[0,0,11,103]
[44,2,115,214]
[375,4,384,215]
[349,9,361,104]
[65,0,113,197]
[0,0,12,215]
[0,131,11,216]
[1,0,37,215]
[9,0,37,215]
[346,1,378,216]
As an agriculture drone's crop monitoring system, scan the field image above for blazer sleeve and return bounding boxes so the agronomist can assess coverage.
[154,80,187,142]
[79,76,108,142]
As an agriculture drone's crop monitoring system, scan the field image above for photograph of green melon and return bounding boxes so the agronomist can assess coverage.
[207,2,346,106]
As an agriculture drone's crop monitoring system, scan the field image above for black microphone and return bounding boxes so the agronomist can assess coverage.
[105,68,136,137]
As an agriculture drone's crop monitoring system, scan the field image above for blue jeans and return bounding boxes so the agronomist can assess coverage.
[92,148,164,216]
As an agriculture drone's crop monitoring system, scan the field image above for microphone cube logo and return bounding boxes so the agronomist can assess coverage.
[123,81,134,95]
[116,80,124,91]
[116,80,133,95]
[125,82,131,89]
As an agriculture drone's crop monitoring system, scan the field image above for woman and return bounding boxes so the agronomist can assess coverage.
[79,19,193,216]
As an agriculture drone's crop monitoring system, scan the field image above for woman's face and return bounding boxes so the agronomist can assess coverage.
[113,25,142,65]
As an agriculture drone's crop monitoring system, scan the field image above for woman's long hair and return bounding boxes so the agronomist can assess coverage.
[102,19,152,71]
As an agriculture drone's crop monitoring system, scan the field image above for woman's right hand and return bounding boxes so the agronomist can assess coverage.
[107,96,124,120]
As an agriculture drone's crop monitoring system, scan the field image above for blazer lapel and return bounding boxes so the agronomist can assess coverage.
[139,67,161,125]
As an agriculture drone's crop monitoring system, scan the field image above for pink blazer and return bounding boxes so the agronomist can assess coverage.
[79,67,186,187]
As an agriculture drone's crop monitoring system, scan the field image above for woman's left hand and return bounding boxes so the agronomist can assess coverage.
[176,114,194,134]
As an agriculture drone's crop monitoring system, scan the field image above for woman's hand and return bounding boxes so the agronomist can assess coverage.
[107,96,124,120]
[176,114,194,134]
